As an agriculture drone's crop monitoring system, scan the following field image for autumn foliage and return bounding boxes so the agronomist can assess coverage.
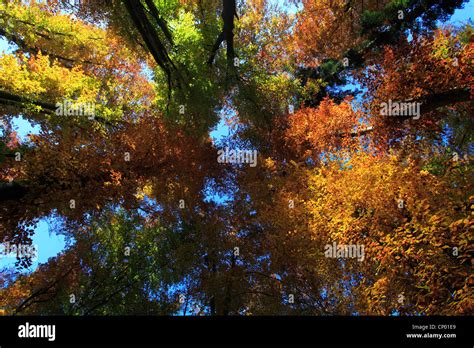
[0,0,472,316]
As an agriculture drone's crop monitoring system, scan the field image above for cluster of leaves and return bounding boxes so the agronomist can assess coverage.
[0,0,472,316]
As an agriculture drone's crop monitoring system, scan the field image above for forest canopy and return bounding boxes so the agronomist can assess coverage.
[0,0,472,316]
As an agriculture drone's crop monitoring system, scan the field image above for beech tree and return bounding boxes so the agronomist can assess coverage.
[0,0,472,315]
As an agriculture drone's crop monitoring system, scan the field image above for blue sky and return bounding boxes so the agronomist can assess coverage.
[0,219,67,272]
[0,0,472,274]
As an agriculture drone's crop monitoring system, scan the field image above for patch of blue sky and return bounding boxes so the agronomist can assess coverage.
[0,35,16,54]
[441,0,474,24]
[141,62,155,81]
[203,177,231,205]
[135,195,163,217]
[274,0,300,14]
[210,114,232,146]
[0,218,67,274]
[9,115,41,141]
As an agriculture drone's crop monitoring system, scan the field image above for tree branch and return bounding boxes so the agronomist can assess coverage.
[208,0,237,66]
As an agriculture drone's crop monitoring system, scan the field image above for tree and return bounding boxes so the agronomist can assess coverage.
[0,0,472,316]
